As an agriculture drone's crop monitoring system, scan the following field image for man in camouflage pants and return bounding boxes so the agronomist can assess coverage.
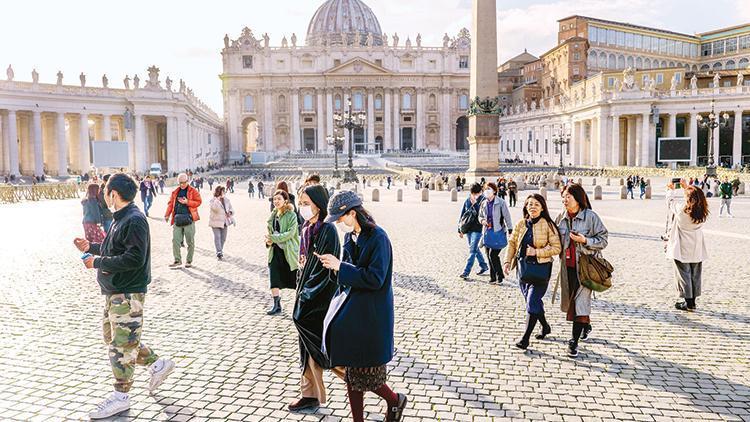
[75,173,175,419]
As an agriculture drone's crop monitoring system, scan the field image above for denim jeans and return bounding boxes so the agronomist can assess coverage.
[463,231,487,275]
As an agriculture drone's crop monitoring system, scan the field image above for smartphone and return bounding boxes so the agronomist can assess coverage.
[672,178,682,189]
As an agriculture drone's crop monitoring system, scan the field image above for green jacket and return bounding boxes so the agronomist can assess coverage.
[267,207,300,271]
[719,182,733,199]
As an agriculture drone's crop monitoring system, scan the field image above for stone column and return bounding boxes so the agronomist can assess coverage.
[134,113,147,174]
[166,116,178,173]
[177,116,188,172]
[263,88,273,152]
[291,89,301,152]
[79,113,90,173]
[6,110,19,177]
[596,114,609,167]
[393,89,401,150]
[627,117,637,166]
[441,88,452,151]
[640,112,654,167]
[56,113,68,176]
[711,116,720,167]
[575,121,585,165]
[466,0,500,181]
[32,111,44,176]
[611,114,620,166]
[384,88,392,151]
[689,112,698,166]
[367,89,375,150]
[416,88,425,150]
[102,115,112,141]
[325,89,334,150]
[317,89,325,152]
[667,113,677,138]
[733,111,743,167]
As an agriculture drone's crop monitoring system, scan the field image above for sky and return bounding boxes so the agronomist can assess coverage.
[1,0,748,114]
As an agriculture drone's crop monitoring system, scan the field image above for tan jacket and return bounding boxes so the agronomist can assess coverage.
[208,197,234,228]
[504,218,562,271]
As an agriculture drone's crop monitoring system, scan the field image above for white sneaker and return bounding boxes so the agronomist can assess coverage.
[89,393,130,419]
[148,358,175,394]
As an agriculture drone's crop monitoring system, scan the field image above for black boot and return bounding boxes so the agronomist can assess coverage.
[568,322,584,357]
[516,313,538,349]
[536,312,551,340]
[266,296,281,315]
[686,298,696,310]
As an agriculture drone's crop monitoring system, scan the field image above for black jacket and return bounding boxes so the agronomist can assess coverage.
[293,222,341,369]
[89,202,151,295]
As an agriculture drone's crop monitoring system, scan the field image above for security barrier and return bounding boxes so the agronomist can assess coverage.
[0,183,80,204]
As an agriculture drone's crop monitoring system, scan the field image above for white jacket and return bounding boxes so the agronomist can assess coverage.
[665,189,708,263]
[208,197,234,228]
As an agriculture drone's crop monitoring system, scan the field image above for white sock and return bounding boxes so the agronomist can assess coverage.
[113,391,128,401]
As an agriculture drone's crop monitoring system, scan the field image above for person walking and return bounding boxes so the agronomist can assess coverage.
[165,173,202,269]
[268,181,302,225]
[507,178,518,207]
[497,178,507,201]
[207,177,215,192]
[98,174,114,233]
[258,180,265,199]
[74,173,175,419]
[479,183,512,284]
[248,181,255,198]
[139,177,156,217]
[317,191,408,422]
[719,176,733,218]
[458,183,488,279]
[288,185,345,412]
[82,184,106,243]
[503,194,561,350]
[639,178,647,199]
[208,186,234,260]
[158,176,165,194]
[386,176,392,190]
[554,184,609,358]
[265,189,300,315]
[666,180,709,311]
[626,178,634,199]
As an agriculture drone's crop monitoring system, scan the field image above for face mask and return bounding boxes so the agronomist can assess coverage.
[299,205,316,221]
[484,190,494,198]
[108,192,118,212]
[337,215,355,233]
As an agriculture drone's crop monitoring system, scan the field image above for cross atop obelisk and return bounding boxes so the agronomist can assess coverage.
[466,0,501,183]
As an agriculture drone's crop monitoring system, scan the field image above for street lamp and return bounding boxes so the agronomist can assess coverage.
[696,100,730,177]
[326,130,345,178]
[552,125,571,175]
[333,97,366,183]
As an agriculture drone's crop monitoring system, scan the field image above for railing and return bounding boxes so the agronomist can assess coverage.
[0,183,80,203]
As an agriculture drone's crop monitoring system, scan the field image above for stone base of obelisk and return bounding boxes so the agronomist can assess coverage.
[465,114,500,184]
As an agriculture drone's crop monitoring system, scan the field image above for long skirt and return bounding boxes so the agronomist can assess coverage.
[345,365,388,392]
[269,245,297,290]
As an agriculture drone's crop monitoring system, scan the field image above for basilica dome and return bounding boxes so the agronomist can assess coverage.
[306,0,383,47]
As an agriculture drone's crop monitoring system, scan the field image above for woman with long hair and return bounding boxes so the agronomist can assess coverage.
[479,182,513,284]
[316,191,408,422]
[82,183,106,243]
[288,185,345,412]
[265,189,300,315]
[504,194,562,350]
[666,180,709,311]
[554,184,609,358]
[208,186,234,260]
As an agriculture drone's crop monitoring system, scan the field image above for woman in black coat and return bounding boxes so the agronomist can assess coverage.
[316,190,408,422]
[288,185,345,412]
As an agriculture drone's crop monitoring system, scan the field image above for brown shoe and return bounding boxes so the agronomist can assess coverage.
[385,393,408,422]
[169,261,181,269]
[184,262,192,268]
[288,397,319,412]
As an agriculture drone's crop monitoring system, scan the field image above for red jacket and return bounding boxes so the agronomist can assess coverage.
[165,185,202,225]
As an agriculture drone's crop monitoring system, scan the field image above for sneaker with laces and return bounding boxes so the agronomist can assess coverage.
[89,393,130,419]
[580,325,592,341]
[148,358,175,394]
[567,340,579,358]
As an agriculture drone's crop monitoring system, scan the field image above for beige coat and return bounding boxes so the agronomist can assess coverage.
[208,197,234,228]
[665,189,708,263]
[504,218,562,271]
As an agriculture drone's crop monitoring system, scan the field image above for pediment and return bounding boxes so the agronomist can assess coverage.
[324,58,392,76]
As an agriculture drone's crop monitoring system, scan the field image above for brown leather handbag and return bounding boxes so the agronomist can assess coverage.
[578,253,614,292]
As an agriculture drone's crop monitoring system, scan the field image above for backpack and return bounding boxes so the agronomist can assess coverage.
[459,201,481,234]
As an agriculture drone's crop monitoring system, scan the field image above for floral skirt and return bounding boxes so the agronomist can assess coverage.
[345,365,387,392]
[84,223,106,243]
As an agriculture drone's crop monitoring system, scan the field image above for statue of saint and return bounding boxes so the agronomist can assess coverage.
[166,77,172,91]
[224,34,230,49]
[340,30,347,46]
[670,73,678,91]
[102,74,108,88]
[6,64,14,81]
[382,33,389,47]
[443,33,450,48]
[416,33,422,48]
[366,32,373,47]
[281,36,288,48]
[31,69,39,84]
[713,72,721,88]
[291,33,297,47]
[263,33,270,48]
[123,75,130,90]
[405,37,412,49]
[79,72,86,87]
[392,33,399,47]
[179,79,185,93]
[56,71,63,86]
[354,31,361,46]
[738,72,744,87]
[690,74,698,90]
[133,74,140,89]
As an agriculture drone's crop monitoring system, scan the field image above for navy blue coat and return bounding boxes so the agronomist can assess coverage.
[323,225,395,368]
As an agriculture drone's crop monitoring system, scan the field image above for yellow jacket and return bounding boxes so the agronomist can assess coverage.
[503,218,562,270]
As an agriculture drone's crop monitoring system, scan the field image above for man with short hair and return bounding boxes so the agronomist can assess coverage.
[165,173,202,268]
[458,183,488,280]
[74,173,174,419]
[719,176,734,218]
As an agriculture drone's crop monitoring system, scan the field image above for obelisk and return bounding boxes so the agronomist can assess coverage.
[465,0,500,182]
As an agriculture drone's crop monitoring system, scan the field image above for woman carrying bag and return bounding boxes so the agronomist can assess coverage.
[553,184,609,358]
[479,183,512,284]
[265,190,300,315]
[208,186,234,260]
[504,194,562,350]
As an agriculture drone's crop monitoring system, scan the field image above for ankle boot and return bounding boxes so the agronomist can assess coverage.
[536,312,551,340]
[516,313,538,349]
[266,296,281,315]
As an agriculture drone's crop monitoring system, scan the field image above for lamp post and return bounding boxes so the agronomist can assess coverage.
[696,100,730,177]
[552,125,571,175]
[333,97,365,183]
[326,130,345,178]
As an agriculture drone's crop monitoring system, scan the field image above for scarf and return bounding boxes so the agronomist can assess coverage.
[300,219,323,257]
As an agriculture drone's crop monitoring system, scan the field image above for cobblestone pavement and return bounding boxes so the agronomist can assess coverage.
[1,178,749,421]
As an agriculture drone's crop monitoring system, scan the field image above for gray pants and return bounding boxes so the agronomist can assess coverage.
[212,227,228,255]
[673,260,702,299]
[720,198,732,215]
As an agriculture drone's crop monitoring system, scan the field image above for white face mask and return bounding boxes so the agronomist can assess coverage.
[484,190,494,198]
[299,205,316,221]
[337,215,355,233]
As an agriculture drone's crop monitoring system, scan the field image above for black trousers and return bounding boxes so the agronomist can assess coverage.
[485,247,503,282]
[509,191,517,207]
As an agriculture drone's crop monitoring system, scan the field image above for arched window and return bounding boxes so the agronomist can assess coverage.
[608,54,616,69]
[636,57,643,69]
[353,93,364,110]
[374,94,383,110]
[459,94,468,110]
[713,62,723,71]
[700,64,710,71]
[644,58,652,69]
[598,52,607,68]
[627,56,634,68]
[334,94,342,110]
[303,94,314,111]
[617,55,625,69]
[660,60,667,68]
[403,93,412,109]
[277,95,286,113]
[244,95,255,112]
[669,61,676,67]
[739,58,749,69]
[726,60,736,70]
